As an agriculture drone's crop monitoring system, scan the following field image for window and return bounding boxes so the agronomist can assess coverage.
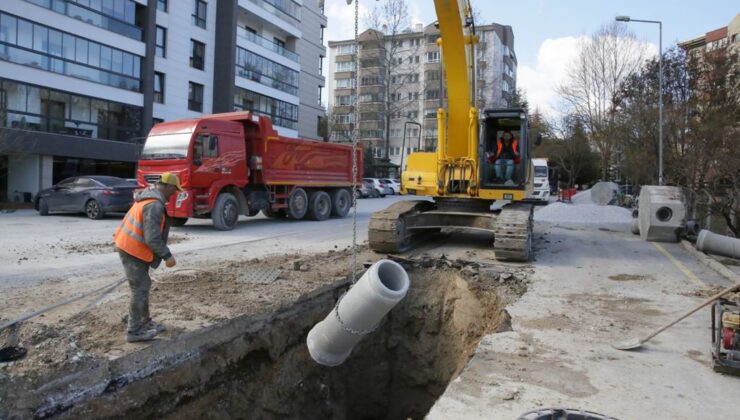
[426,51,440,63]
[0,12,141,91]
[335,78,355,89]
[157,0,168,12]
[335,95,353,106]
[426,89,439,100]
[153,72,164,103]
[235,47,299,95]
[320,25,325,43]
[188,82,203,112]
[190,39,205,70]
[233,87,299,129]
[194,134,218,160]
[319,55,324,75]
[317,86,323,106]
[155,26,166,58]
[407,110,418,119]
[335,114,354,123]
[192,0,207,29]
[335,61,355,72]
[336,44,356,55]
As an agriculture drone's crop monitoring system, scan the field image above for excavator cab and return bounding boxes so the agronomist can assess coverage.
[480,109,531,190]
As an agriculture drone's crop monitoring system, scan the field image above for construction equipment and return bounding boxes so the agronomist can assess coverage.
[612,282,740,351]
[712,298,740,375]
[367,0,540,261]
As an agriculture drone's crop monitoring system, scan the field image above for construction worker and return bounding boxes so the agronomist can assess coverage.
[114,173,182,343]
[492,130,519,184]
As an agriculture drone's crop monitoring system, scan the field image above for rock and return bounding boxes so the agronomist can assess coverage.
[299,264,310,272]
[500,272,513,281]
[461,266,479,276]
[501,389,519,401]
[293,261,302,271]
[513,272,526,281]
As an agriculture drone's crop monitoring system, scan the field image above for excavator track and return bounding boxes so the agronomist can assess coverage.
[493,203,534,262]
[368,200,435,253]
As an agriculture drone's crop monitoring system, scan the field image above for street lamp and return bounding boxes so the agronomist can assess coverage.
[616,15,664,186]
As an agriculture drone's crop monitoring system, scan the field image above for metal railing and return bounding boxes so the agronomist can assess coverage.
[237,27,298,62]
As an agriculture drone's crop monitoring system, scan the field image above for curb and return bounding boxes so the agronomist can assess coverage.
[681,240,740,283]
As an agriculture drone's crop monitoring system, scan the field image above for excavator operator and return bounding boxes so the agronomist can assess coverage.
[486,130,519,185]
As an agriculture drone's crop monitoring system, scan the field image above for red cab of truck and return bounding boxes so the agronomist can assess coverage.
[137,111,362,230]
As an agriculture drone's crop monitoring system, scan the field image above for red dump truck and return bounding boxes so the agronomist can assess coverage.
[137,111,361,230]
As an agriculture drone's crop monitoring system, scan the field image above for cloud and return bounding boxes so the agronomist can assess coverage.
[517,36,585,118]
[323,1,372,46]
[518,36,659,119]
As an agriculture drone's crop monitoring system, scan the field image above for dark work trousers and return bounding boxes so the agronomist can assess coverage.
[118,250,151,333]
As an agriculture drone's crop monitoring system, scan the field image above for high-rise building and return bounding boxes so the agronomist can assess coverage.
[326,22,516,175]
[0,0,326,203]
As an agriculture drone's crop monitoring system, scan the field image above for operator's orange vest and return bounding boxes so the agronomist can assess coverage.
[114,199,165,262]
[495,138,520,163]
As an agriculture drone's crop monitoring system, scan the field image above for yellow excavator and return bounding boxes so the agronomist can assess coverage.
[364,0,540,261]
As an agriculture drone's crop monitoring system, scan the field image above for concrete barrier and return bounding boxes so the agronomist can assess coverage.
[638,186,686,242]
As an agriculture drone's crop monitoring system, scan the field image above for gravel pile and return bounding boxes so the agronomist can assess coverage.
[535,189,631,224]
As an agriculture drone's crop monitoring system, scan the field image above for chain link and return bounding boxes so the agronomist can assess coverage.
[350,0,360,285]
[333,291,380,335]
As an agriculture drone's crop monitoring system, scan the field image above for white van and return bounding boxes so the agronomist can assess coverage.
[529,158,550,203]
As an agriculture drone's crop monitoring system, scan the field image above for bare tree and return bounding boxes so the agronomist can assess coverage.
[557,22,647,179]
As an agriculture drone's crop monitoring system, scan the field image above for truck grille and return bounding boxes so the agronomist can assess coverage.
[144,174,161,184]
[534,183,543,188]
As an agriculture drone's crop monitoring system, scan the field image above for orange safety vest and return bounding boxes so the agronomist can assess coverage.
[113,199,165,262]
[495,138,520,163]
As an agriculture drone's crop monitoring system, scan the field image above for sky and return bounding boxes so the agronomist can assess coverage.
[323,0,739,117]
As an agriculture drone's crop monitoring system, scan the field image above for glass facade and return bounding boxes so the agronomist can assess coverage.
[24,0,142,40]
[0,12,142,91]
[234,87,297,130]
[0,77,142,142]
[192,0,207,29]
[236,46,298,96]
[236,27,298,62]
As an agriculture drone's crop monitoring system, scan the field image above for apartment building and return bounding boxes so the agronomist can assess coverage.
[326,22,516,175]
[0,0,326,203]
[678,13,740,57]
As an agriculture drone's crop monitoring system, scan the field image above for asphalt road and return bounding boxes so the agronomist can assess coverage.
[0,195,420,290]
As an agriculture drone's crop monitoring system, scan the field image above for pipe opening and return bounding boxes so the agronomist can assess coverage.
[656,207,672,222]
[376,261,407,292]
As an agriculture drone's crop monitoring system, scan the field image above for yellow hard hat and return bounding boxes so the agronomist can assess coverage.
[159,172,183,191]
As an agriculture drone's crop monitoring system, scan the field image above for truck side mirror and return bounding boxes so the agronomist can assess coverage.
[193,157,202,166]
[535,133,543,146]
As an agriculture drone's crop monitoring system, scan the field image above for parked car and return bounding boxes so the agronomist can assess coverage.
[363,178,393,197]
[354,180,377,199]
[34,176,138,219]
[382,178,401,194]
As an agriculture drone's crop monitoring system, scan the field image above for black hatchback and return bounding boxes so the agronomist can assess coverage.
[34,176,138,219]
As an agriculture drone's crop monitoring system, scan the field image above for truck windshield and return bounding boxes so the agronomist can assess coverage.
[534,166,548,178]
[140,133,193,160]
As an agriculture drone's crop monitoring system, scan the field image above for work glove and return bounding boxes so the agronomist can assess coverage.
[165,257,177,268]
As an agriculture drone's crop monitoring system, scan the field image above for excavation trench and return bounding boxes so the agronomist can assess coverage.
[3,266,517,419]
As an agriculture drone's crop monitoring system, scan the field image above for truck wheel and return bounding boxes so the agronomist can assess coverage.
[287,188,308,219]
[212,193,239,230]
[330,189,351,217]
[263,207,286,218]
[170,217,188,227]
[307,190,331,221]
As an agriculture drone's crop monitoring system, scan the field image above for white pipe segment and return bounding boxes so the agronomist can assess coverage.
[696,230,740,260]
[306,259,410,366]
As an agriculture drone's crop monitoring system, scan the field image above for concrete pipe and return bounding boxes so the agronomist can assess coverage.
[684,220,701,237]
[696,230,740,260]
[631,219,640,235]
[306,259,410,366]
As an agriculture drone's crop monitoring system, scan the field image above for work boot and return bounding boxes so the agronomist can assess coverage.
[143,320,166,334]
[126,327,159,343]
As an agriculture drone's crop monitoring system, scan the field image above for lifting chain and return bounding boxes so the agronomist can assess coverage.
[350,0,360,285]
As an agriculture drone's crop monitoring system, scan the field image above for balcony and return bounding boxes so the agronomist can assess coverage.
[25,0,143,40]
[237,27,298,63]
[247,0,300,23]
